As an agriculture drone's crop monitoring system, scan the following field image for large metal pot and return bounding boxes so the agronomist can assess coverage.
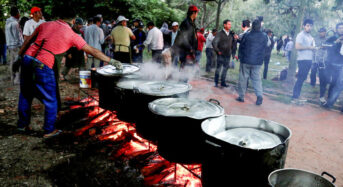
[96,64,139,110]
[147,98,224,163]
[201,115,292,187]
[115,79,150,123]
[268,169,336,187]
[116,81,192,124]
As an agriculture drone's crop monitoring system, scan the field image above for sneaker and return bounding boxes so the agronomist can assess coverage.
[236,97,245,102]
[256,96,263,105]
[43,129,62,138]
[214,83,219,88]
[319,97,327,105]
[17,126,32,132]
[221,83,229,88]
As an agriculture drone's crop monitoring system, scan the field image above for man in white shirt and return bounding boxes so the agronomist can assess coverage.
[23,7,45,40]
[84,16,104,69]
[144,21,163,63]
[205,29,217,72]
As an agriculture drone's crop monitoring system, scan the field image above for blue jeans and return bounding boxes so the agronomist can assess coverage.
[214,55,230,85]
[205,48,213,72]
[326,65,343,107]
[292,60,312,99]
[0,44,6,64]
[132,50,143,63]
[238,63,263,97]
[18,55,57,133]
[195,50,202,64]
[263,55,271,79]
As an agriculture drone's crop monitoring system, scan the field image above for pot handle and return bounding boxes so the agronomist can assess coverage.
[205,140,222,148]
[133,87,140,94]
[209,99,221,106]
[321,172,336,183]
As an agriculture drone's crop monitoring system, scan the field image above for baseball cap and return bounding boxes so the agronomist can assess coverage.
[200,28,205,32]
[188,5,199,12]
[172,22,179,27]
[117,15,129,23]
[318,28,326,33]
[31,7,41,15]
[75,17,83,25]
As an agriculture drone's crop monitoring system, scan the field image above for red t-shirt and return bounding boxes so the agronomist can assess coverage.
[25,20,87,69]
[197,32,206,51]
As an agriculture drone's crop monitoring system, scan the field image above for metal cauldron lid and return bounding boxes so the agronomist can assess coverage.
[201,115,292,150]
[116,79,149,90]
[136,81,192,96]
[268,168,336,187]
[148,98,224,120]
[96,64,139,77]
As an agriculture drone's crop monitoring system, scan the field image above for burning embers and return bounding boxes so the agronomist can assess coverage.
[69,97,202,186]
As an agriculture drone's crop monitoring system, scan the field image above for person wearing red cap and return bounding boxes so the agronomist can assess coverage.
[23,7,45,40]
[173,5,199,69]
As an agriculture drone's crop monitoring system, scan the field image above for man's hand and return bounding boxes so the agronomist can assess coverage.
[12,56,22,73]
[109,59,123,70]
[234,34,239,40]
[218,51,222,55]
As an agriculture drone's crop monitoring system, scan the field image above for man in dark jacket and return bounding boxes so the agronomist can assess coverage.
[132,22,146,63]
[263,29,275,79]
[212,19,237,87]
[173,5,198,68]
[237,19,268,105]
[323,23,343,110]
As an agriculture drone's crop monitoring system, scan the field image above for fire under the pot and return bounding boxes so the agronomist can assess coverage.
[70,97,202,186]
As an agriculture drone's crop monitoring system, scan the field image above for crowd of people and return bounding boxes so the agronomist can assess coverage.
[1,4,343,137]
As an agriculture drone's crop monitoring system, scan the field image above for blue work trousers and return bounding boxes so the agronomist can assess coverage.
[18,55,57,133]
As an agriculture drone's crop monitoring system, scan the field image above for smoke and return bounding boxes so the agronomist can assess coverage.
[135,61,200,83]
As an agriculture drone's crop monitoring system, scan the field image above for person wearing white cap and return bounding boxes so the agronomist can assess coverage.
[171,22,179,66]
[110,15,136,63]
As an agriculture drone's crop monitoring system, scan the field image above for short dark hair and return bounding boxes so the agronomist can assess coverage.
[336,23,343,30]
[303,19,314,26]
[252,19,261,31]
[88,17,93,23]
[242,20,250,28]
[257,16,263,22]
[93,16,101,23]
[10,7,19,17]
[52,3,76,19]
[212,29,217,33]
[223,19,231,25]
[147,21,154,27]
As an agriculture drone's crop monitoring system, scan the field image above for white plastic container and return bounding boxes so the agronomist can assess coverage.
[79,71,91,88]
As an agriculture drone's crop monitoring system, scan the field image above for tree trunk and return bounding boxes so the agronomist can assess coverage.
[215,0,223,30]
[286,3,306,85]
[201,2,207,28]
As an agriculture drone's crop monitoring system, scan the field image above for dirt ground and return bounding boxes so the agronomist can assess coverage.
[190,79,343,187]
[0,63,342,186]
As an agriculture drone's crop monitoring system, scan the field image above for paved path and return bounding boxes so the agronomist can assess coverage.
[189,79,343,186]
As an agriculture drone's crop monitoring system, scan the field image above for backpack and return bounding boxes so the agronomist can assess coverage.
[279,68,288,81]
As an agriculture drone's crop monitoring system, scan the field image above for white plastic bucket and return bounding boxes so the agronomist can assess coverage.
[79,71,91,88]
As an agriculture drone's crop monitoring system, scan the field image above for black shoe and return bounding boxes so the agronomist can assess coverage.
[214,83,219,87]
[256,96,263,105]
[236,97,244,102]
[221,83,229,87]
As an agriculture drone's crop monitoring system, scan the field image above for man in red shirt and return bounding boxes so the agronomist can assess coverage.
[16,8,122,138]
[195,28,206,65]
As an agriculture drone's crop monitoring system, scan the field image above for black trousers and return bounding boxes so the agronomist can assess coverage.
[152,50,162,63]
[263,55,271,79]
[114,52,131,64]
